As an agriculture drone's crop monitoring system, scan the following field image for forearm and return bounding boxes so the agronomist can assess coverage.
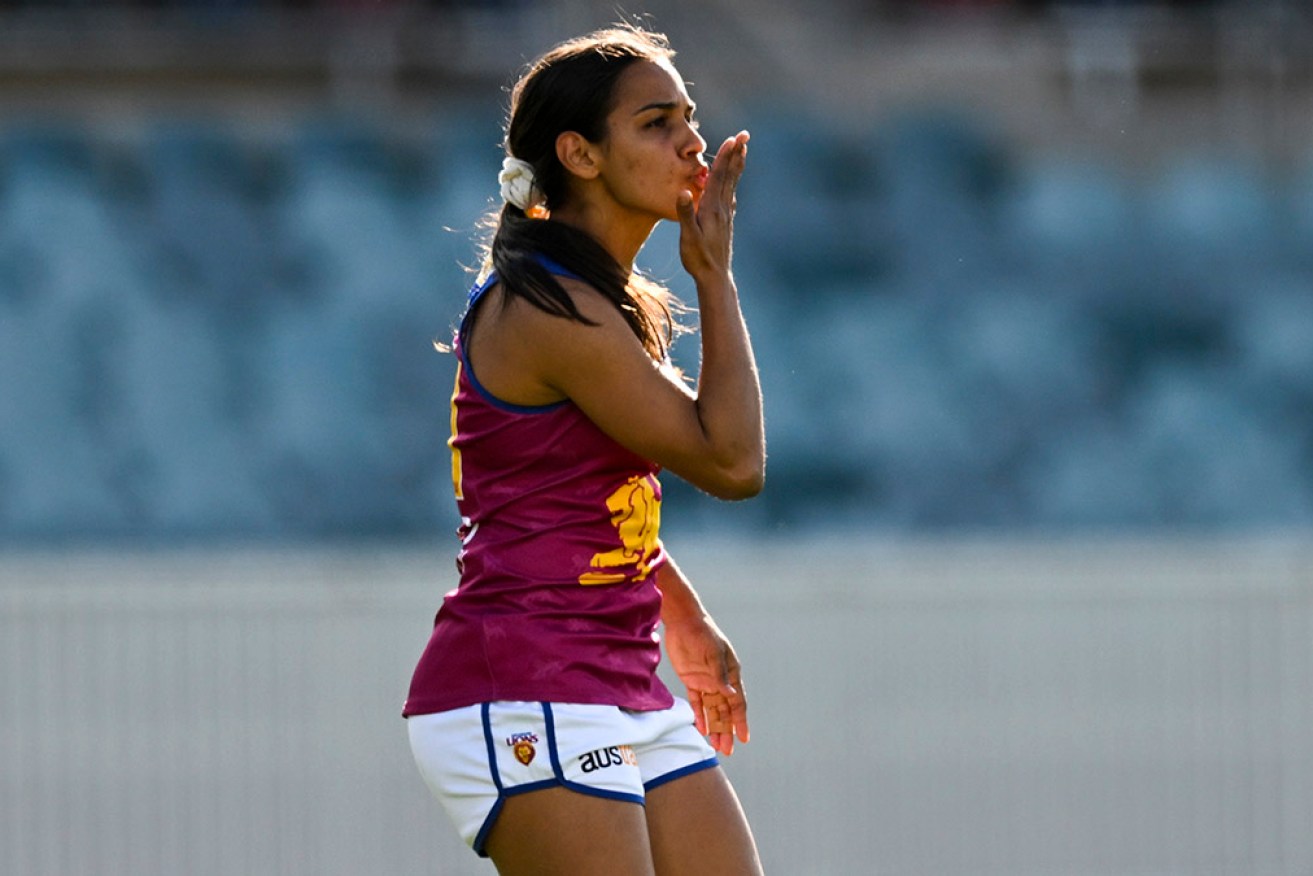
[691,272,765,495]
[676,131,764,498]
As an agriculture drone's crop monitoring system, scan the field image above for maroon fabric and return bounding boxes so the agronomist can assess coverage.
[404,275,673,717]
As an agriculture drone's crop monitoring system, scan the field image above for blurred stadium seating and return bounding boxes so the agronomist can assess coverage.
[5,7,1313,876]
[1,0,1311,541]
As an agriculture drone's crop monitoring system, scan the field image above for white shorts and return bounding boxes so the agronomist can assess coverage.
[407,698,718,857]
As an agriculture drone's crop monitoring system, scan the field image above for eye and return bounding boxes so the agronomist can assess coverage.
[646,116,668,129]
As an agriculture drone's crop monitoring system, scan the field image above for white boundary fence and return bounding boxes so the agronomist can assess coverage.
[2,535,1311,875]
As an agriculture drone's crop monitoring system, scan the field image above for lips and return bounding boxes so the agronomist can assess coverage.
[692,166,709,191]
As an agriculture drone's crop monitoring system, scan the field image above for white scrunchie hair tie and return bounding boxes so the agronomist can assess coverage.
[498,156,545,213]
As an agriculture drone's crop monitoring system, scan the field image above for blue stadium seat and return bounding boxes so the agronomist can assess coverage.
[143,121,281,314]
[1123,363,1313,525]
[414,113,503,306]
[113,298,276,536]
[1142,155,1281,280]
[1232,282,1313,398]
[424,106,504,214]
[4,103,1313,540]
[998,156,1137,287]
[732,109,889,292]
[1018,419,1161,528]
[1283,152,1313,266]
[867,109,1011,287]
[0,296,132,538]
[279,117,432,307]
[939,277,1103,448]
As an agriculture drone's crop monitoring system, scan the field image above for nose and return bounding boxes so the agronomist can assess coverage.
[681,122,707,161]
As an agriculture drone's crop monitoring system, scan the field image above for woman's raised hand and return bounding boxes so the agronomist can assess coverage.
[677,131,749,284]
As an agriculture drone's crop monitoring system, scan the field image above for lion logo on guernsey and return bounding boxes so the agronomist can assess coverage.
[506,732,538,766]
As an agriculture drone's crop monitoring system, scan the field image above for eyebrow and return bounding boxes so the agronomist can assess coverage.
[633,99,696,116]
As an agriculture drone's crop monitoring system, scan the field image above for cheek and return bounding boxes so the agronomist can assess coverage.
[618,157,672,202]
[607,140,681,209]
[621,152,647,179]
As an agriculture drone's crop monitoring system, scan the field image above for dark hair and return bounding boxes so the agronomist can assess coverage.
[481,23,683,360]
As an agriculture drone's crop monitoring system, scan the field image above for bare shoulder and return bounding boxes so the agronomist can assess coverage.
[517,276,662,377]
[515,275,690,407]
[537,275,635,333]
[463,273,668,409]
[462,276,625,407]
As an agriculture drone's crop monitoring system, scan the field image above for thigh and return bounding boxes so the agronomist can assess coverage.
[644,766,763,876]
[485,785,655,876]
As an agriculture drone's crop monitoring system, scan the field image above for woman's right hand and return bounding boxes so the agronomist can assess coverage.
[676,131,749,285]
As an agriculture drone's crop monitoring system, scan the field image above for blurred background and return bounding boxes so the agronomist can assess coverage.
[2,0,1313,873]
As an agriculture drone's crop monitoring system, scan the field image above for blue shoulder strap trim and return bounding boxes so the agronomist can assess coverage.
[533,253,582,282]
[465,253,583,308]
[457,253,582,415]
[465,272,497,307]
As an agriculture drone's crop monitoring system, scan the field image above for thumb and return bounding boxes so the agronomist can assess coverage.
[675,189,697,230]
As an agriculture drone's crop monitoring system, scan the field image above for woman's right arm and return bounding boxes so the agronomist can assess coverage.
[518,133,764,499]
[673,131,763,497]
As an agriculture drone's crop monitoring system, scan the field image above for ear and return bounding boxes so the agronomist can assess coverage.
[555,131,601,181]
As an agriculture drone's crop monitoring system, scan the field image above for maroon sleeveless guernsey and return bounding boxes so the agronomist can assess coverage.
[404,268,675,716]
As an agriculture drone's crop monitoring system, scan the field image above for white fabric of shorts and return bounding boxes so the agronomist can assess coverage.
[407,698,718,857]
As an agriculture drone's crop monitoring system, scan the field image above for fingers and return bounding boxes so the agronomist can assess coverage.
[701,692,733,756]
[681,133,746,275]
[689,679,749,756]
[715,651,749,748]
[677,130,748,280]
[710,131,750,170]
[701,696,742,756]
[716,670,750,744]
[705,131,749,201]
[731,695,750,746]
[687,686,707,736]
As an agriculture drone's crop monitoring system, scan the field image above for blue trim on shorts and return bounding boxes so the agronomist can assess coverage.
[472,779,560,858]
[543,702,564,779]
[480,703,503,791]
[469,700,654,858]
[643,755,720,792]
[472,798,502,858]
[561,782,647,806]
[472,703,504,857]
[544,702,645,806]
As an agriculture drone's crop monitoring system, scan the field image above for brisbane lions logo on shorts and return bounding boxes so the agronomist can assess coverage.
[506,732,538,766]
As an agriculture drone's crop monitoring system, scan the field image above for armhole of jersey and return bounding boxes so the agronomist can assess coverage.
[457,269,570,416]
[458,256,581,345]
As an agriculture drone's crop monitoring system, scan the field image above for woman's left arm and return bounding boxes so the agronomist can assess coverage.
[656,554,749,756]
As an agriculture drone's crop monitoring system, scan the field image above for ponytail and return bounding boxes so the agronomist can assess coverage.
[487,205,677,361]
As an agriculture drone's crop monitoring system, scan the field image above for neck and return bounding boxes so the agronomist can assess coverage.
[548,199,656,271]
